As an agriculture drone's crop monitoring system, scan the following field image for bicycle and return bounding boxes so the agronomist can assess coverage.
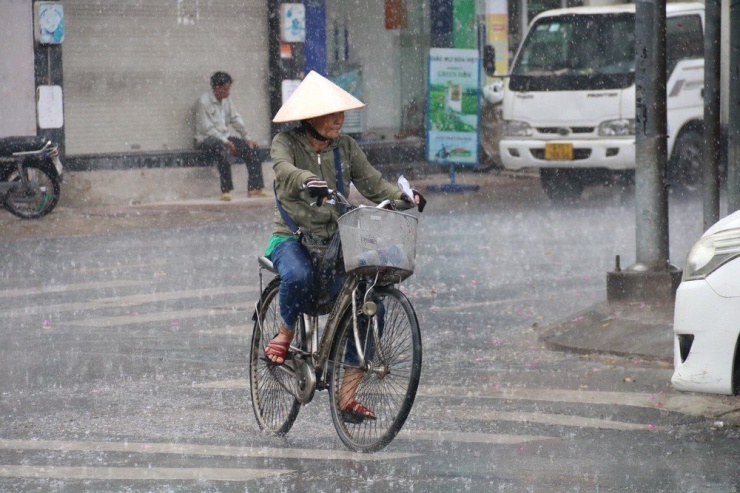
[249,191,422,452]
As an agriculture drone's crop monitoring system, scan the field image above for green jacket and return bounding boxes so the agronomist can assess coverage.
[270,128,405,241]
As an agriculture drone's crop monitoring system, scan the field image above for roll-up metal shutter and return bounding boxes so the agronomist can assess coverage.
[63,0,268,155]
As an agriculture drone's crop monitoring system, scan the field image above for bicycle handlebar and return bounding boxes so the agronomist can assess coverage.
[301,182,419,212]
[329,190,416,212]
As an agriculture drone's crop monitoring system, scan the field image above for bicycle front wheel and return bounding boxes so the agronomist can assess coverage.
[249,277,304,435]
[328,286,422,452]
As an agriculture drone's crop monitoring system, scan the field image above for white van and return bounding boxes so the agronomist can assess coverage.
[498,3,705,201]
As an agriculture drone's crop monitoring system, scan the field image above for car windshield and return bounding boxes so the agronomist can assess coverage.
[510,13,635,91]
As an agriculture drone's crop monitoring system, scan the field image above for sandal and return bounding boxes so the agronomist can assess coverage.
[340,399,377,423]
[264,337,290,364]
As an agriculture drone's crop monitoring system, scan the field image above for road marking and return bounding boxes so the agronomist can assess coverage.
[298,428,559,445]
[0,439,417,461]
[192,378,251,389]
[0,280,149,299]
[0,465,291,482]
[0,286,258,318]
[198,380,730,426]
[438,407,653,431]
[427,289,601,312]
[70,306,252,328]
[199,325,252,336]
[398,430,558,445]
[75,261,165,274]
[418,386,738,418]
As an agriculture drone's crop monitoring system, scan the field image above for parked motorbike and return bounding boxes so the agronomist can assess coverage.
[0,136,63,219]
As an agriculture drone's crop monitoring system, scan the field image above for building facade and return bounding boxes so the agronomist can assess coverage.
[1,0,646,169]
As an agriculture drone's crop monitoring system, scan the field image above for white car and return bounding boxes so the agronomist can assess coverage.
[672,210,740,395]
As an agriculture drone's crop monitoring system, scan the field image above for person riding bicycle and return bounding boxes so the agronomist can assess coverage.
[263,71,425,422]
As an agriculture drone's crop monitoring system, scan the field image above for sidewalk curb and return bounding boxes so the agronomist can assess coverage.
[539,302,674,364]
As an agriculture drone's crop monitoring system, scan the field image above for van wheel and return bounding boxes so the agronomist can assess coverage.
[540,168,583,203]
[669,129,703,196]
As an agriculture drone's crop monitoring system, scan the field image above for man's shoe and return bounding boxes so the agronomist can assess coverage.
[248,189,271,198]
[220,192,232,202]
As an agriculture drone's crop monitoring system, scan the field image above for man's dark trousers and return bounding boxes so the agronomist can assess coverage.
[197,137,264,193]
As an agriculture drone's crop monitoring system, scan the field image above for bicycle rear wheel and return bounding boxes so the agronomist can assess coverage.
[249,277,305,435]
[328,286,421,452]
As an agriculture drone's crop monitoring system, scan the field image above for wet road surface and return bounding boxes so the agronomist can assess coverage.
[1,173,737,491]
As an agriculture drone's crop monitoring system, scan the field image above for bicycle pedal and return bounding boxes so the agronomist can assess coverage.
[260,355,293,366]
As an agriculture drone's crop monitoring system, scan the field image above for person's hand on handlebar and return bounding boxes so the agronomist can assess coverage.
[305,179,330,206]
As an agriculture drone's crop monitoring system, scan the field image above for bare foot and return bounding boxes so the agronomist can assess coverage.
[265,326,293,364]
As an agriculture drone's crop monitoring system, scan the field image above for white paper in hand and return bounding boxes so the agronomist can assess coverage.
[398,175,414,202]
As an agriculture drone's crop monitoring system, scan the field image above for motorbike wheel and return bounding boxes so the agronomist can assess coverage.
[1,161,61,219]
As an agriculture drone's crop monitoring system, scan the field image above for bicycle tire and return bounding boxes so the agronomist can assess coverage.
[328,286,422,452]
[249,277,305,435]
[2,161,60,219]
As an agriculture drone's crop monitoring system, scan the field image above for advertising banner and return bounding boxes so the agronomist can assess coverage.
[485,0,508,75]
[330,64,364,134]
[426,48,480,166]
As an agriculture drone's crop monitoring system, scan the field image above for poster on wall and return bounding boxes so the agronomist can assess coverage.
[426,48,480,166]
[485,0,508,75]
[330,64,364,134]
[34,2,65,44]
[280,3,306,42]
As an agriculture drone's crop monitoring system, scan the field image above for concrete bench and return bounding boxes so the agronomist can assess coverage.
[59,140,429,207]
[64,148,271,172]
[63,139,424,175]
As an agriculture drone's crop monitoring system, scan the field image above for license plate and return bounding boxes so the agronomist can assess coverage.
[52,156,63,175]
[545,143,573,161]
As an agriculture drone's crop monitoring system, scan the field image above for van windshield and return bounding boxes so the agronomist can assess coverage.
[510,14,635,91]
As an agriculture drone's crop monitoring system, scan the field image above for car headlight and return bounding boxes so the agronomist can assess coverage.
[598,119,635,136]
[503,120,533,137]
[683,227,740,281]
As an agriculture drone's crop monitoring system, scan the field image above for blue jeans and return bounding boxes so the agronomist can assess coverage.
[270,238,383,366]
[270,238,343,329]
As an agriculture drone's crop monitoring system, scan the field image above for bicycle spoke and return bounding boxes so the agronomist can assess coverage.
[249,278,302,435]
[329,286,421,452]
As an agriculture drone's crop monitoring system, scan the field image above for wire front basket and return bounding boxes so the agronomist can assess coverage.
[337,206,418,282]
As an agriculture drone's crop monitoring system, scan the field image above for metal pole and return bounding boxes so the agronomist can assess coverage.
[728,0,740,213]
[520,0,528,40]
[703,0,722,230]
[267,0,282,139]
[634,0,669,270]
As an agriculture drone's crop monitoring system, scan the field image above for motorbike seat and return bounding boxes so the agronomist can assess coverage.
[0,136,48,155]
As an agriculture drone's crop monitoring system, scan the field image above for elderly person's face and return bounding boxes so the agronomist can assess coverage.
[307,112,345,140]
[212,83,231,102]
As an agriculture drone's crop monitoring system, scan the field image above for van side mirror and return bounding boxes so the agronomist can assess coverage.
[483,45,497,77]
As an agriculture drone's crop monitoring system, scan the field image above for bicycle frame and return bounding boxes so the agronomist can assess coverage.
[256,188,413,381]
[257,259,395,393]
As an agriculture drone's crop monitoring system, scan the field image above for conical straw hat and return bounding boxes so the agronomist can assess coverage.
[272,70,365,123]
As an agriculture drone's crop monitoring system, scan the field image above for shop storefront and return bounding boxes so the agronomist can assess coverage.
[56,0,590,165]
[62,0,270,156]
[267,0,431,145]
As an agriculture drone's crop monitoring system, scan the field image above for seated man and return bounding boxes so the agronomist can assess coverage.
[193,71,268,201]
